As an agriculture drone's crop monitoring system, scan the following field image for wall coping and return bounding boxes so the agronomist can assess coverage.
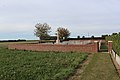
[94,41,99,43]
[108,41,113,42]
[110,50,120,76]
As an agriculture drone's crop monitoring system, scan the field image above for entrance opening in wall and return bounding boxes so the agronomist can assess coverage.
[99,42,108,52]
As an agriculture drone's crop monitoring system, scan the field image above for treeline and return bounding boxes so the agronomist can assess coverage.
[106,32,120,56]
[67,37,105,40]
[0,39,26,42]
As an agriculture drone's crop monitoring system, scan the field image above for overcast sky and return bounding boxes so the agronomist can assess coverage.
[0,0,120,40]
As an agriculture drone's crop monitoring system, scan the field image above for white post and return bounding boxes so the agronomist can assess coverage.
[99,40,102,50]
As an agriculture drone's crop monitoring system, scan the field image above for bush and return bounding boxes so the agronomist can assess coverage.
[106,33,120,56]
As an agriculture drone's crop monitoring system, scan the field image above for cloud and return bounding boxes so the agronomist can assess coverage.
[0,23,34,32]
[0,0,120,39]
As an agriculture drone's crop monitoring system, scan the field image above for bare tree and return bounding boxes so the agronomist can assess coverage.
[34,23,51,40]
[57,27,70,40]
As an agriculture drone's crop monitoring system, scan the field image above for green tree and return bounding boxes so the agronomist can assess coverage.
[34,23,51,40]
[57,27,70,40]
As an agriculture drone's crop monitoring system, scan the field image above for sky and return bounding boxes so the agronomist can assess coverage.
[0,0,120,40]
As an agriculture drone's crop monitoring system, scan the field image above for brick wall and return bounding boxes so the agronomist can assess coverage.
[8,42,99,53]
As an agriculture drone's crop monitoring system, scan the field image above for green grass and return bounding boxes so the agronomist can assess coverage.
[0,47,88,80]
[0,40,55,45]
[80,53,120,80]
[0,40,38,44]
[99,42,108,52]
[100,42,108,50]
[0,40,38,48]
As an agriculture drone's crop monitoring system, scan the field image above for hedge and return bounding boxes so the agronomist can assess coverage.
[106,33,120,56]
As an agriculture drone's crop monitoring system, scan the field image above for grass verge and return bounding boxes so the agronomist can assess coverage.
[80,53,120,80]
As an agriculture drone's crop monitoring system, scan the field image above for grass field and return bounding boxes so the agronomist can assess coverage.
[80,53,120,80]
[0,46,88,80]
[0,40,38,49]
[0,40,38,44]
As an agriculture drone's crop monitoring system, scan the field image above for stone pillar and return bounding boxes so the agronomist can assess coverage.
[108,41,113,53]
[94,41,99,53]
